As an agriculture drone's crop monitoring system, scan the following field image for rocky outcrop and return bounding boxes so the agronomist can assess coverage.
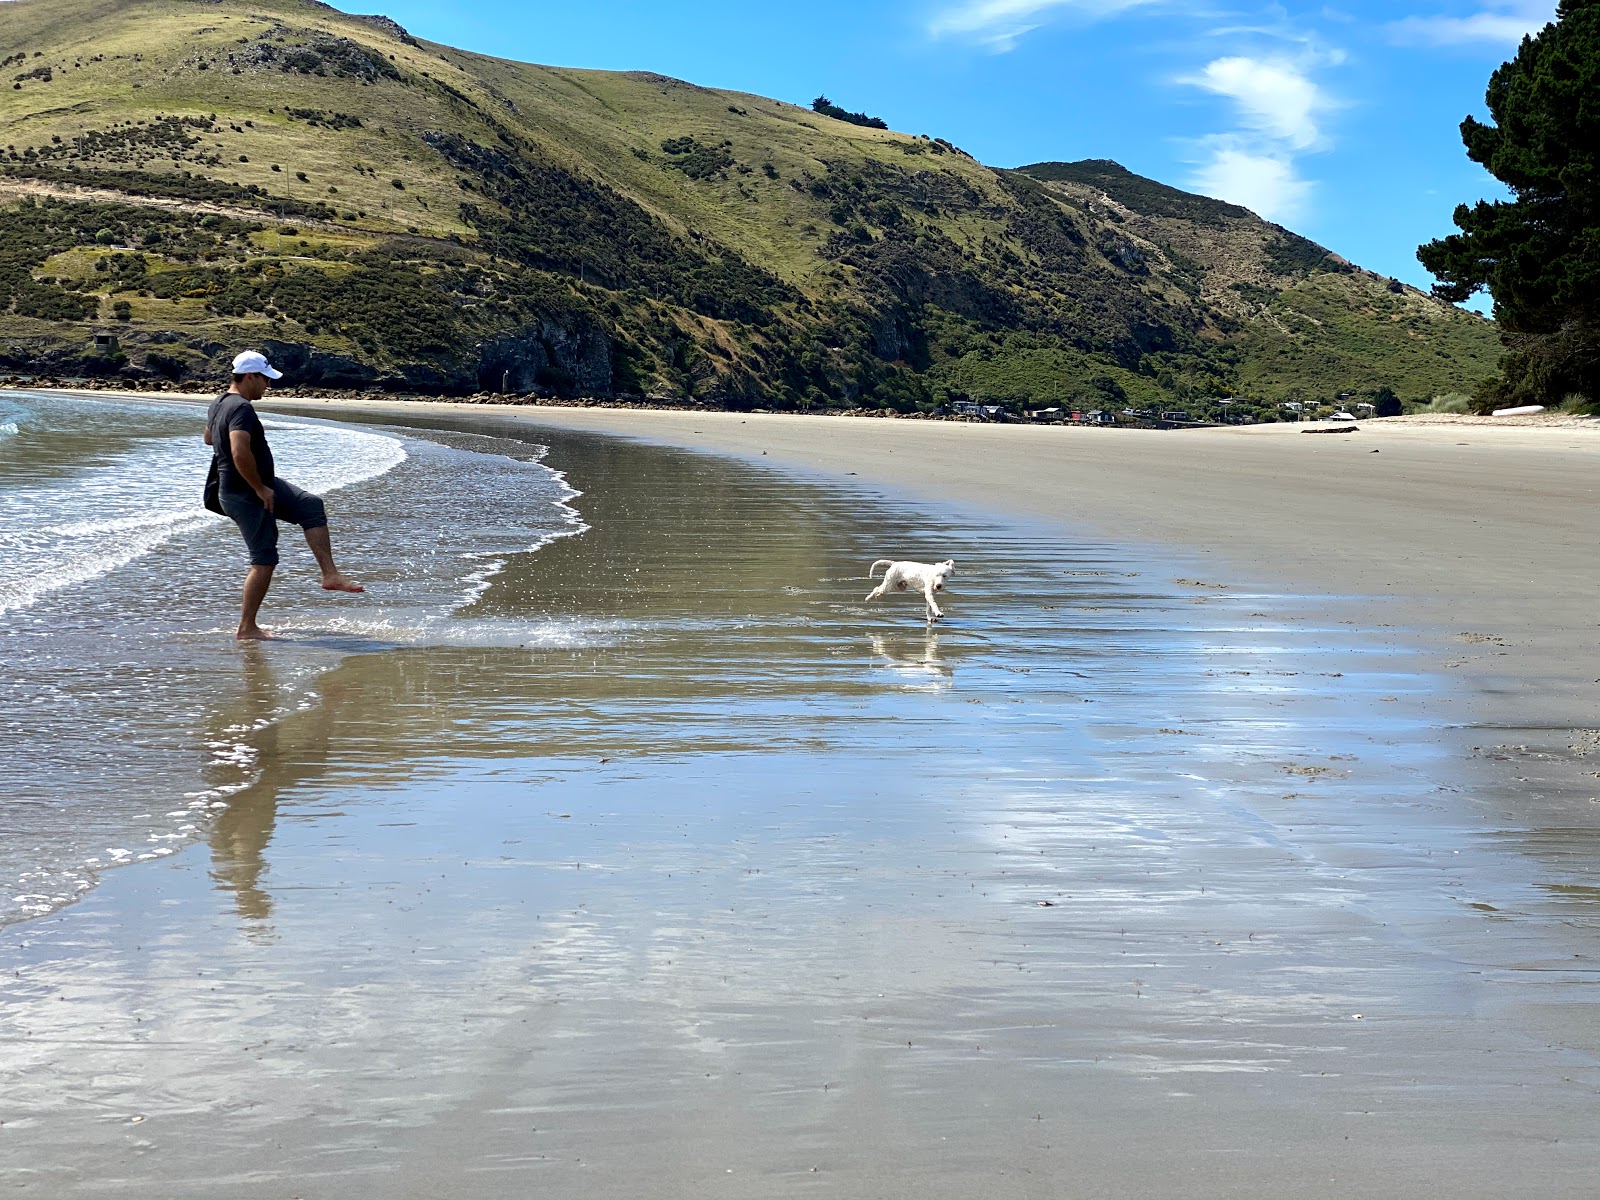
[472,317,613,397]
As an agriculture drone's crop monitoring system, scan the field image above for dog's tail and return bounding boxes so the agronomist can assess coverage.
[869,559,895,579]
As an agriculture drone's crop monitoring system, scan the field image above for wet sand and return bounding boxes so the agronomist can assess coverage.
[302,401,1600,811]
[3,399,1599,1196]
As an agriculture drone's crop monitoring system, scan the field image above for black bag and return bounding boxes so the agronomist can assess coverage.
[203,459,224,515]
[202,394,226,514]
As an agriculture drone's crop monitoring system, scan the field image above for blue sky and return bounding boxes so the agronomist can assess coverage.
[343,0,1554,301]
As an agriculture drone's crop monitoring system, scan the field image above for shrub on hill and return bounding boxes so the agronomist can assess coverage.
[2,163,337,221]
[658,135,736,181]
[810,96,888,130]
[239,31,400,83]
[1016,160,1251,227]
[1263,232,1348,278]
[426,130,789,323]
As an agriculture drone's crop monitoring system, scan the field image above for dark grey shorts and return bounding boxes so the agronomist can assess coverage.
[219,478,328,567]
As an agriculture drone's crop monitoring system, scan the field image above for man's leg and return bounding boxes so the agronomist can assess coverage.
[302,525,363,593]
[272,480,363,594]
[238,564,275,640]
[222,494,280,640]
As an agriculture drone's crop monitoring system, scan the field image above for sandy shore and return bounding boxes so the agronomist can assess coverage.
[278,400,1600,607]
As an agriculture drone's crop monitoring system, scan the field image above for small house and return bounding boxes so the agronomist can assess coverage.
[90,333,120,353]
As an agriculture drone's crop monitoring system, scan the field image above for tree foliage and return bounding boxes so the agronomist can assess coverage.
[1418,0,1600,408]
[1370,386,1402,417]
[810,96,888,130]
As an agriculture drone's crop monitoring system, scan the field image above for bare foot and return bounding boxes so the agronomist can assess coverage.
[236,625,274,641]
[322,574,365,594]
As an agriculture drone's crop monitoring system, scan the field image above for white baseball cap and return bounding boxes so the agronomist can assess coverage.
[231,350,283,380]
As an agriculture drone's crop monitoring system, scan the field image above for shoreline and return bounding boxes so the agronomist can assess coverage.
[15,383,1600,806]
[16,382,1600,803]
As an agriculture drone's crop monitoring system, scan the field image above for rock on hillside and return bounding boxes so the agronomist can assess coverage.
[0,0,1498,411]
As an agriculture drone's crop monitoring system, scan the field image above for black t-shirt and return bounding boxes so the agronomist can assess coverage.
[206,392,275,495]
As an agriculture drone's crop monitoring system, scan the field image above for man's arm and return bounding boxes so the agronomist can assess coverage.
[229,429,275,512]
[204,423,213,446]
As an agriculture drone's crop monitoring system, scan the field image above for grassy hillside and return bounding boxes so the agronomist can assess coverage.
[0,0,1498,411]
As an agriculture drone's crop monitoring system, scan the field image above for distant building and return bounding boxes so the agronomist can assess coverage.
[950,401,1007,421]
[90,333,120,353]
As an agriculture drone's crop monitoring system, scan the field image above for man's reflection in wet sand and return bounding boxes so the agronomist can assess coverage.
[207,642,285,930]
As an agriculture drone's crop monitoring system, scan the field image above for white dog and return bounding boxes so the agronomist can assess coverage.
[866,558,955,623]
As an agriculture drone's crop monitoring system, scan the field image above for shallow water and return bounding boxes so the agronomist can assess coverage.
[0,391,579,923]
[1,399,1597,1196]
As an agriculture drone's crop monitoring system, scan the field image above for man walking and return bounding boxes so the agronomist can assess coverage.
[205,350,363,640]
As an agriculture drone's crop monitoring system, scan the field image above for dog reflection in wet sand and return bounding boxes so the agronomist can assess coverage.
[870,630,953,687]
[866,558,955,623]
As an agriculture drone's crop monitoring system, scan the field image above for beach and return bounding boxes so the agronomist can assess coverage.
[287,400,1600,794]
[2,392,1598,1197]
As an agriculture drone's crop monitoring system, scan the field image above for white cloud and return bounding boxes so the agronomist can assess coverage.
[928,0,1160,51]
[1387,1,1555,46]
[1181,55,1329,150]
[1189,139,1314,221]
[925,0,1342,222]
[1179,55,1334,222]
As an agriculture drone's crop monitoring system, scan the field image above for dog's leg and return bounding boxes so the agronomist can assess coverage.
[923,584,943,622]
[865,583,887,603]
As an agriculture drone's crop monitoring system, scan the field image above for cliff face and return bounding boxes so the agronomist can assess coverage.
[0,0,1497,410]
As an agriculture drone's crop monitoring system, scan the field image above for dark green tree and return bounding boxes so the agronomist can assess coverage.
[1418,0,1599,409]
[810,95,889,130]
[1370,386,1402,417]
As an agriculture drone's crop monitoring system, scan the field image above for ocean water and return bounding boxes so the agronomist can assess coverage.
[0,391,583,924]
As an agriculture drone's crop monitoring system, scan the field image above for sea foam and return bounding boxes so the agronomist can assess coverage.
[0,418,405,617]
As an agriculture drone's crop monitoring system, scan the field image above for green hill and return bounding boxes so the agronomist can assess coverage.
[0,0,1498,411]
